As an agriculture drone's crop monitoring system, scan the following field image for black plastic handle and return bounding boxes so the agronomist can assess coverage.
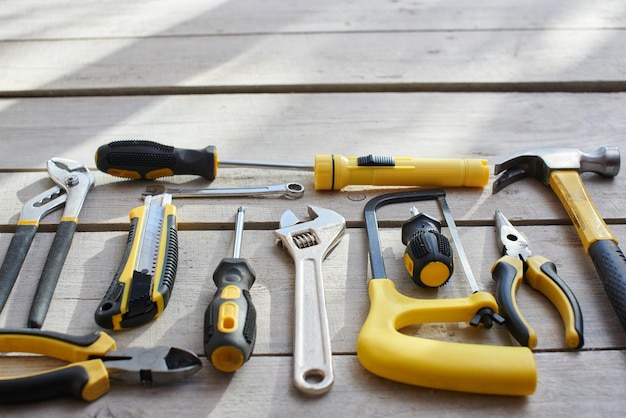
[28,220,78,329]
[491,256,535,347]
[204,258,257,372]
[588,239,626,330]
[0,364,96,403]
[0,224,38,313]
[95,140,217,180]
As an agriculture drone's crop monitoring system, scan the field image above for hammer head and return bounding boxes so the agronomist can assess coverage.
[493,146,620,193]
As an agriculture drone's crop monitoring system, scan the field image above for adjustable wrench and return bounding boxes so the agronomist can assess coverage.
[143,182,305,199]
[274,206,345,396]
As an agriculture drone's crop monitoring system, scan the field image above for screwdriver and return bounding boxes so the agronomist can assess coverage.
[401,207,453,288]
[204,206,257,372]
[95,140,490,190]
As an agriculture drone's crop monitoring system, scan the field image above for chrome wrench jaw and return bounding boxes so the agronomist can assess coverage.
[143,182,305,199]
[274,206,346,396]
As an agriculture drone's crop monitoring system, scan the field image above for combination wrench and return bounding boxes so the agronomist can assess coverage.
[274,206,346,396]
[143,182,304,199]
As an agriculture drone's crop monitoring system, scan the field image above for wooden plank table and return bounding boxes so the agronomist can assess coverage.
[1,1,625,416]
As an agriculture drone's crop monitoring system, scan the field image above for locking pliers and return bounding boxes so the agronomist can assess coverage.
[0,158,95,328]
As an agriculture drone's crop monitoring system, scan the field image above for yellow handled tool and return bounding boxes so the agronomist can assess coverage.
[0,329,201,403]
[95,140,489,190]
[94,193,178,330]
[358,190,537,396]
[491,211,583,349]
[204,207,257,372]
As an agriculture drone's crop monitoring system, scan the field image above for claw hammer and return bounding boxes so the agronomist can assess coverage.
[492,146,626,330]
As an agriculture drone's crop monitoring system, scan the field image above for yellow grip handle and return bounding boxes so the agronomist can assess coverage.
[549,170,616,251]
[314,154,490,190]
[356,279,537,396]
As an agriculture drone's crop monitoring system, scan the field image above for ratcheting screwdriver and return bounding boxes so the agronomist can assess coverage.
[94,193,178,330]
[204,206,257,372]
[95,140,490,190]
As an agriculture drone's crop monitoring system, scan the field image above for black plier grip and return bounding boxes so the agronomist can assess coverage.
[0,329,115,403]
[492,211,584,349]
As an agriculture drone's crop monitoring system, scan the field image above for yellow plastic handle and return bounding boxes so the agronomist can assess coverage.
[314,154,490,190]
[549,170,616,251]
[356,279,537,396]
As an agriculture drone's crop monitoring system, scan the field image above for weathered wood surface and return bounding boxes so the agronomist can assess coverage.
[1,1,625,417]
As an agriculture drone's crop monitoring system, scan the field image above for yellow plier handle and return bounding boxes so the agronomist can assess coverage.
[0,329,116,403]
[491,255,584,349]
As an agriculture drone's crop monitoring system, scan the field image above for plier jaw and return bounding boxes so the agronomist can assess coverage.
[47,157,95,221]
[495,211,533,261]
[0,158,95,328]
[0,329,202,403]
[492,211,584,350]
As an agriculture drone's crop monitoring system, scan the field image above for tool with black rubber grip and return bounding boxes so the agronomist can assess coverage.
[491,211,584,349]
[0,187,66,314]
[0,328,201,403]
[95,140,490,190]
[401,207,453,288]
[204,206,257,372]
[26,158,95,329]
[95,140,310,180]
[357,190,537,396]
[493,146,626,331]
[95,193,178,330]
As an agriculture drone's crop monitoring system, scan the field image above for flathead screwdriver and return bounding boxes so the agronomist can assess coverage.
[95,140,311,180]
[204,206,257,372]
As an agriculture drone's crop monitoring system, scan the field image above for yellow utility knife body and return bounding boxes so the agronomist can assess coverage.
[491,211,584,349]
[95,193,178,330]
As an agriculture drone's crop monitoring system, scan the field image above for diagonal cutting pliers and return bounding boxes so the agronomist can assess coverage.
[0,158,95,328]
[0,328,202,403]
[490,210,584,349]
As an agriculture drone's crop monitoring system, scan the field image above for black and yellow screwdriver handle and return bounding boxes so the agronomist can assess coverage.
[0,329,116,403]
[96,140,217,180]
[491,255,584,349]
[94,196,178,330]
[204,257,257,372]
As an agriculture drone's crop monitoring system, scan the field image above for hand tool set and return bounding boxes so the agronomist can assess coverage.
[0,143,622,403]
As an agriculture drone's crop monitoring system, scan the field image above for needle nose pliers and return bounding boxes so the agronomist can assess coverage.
[491,210,584,349]
[0,158,95,328]
[0,328,202,403]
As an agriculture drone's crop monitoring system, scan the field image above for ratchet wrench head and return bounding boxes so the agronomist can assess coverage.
[46,158,95,219]
[274,206,346,259]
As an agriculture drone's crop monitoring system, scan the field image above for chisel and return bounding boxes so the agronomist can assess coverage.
[95,140,490,190]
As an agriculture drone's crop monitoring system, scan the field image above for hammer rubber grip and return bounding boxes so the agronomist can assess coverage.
[588,239,626,331]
